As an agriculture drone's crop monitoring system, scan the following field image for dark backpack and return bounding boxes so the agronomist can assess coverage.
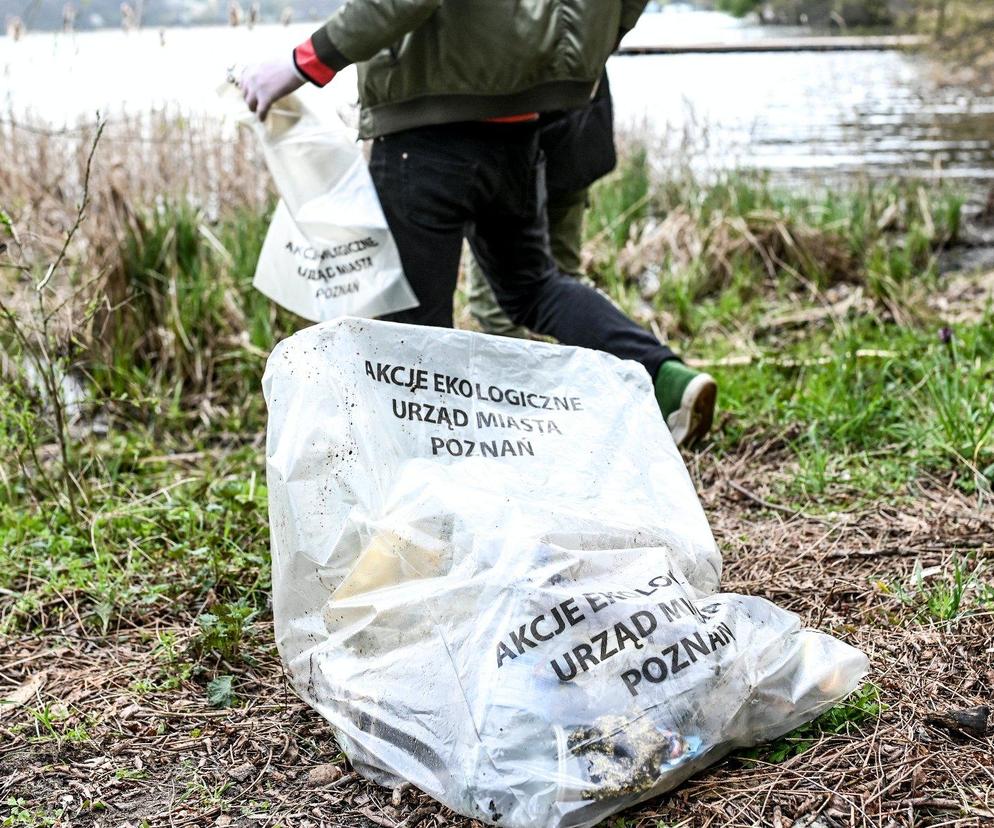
[540,71,616,199]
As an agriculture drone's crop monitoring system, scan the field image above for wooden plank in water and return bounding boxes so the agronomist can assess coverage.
[616,35,926,56]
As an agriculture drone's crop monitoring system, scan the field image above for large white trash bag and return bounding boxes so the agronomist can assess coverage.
[265,318,869,828]
[236,92,418,321]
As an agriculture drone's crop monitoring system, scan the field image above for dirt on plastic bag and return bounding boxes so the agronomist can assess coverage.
[264,317,869,828]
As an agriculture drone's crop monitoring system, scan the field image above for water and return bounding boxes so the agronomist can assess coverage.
[2,5,993,188]
[613,11,994,187]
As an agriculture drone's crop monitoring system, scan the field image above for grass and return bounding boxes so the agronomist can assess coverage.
[2,799,64,828]
[738,684,885,765]
[584,150,991,505]
[708,319,994,505]
[880,554,994,623]
[0,445,270,635]
[1,120,992,826]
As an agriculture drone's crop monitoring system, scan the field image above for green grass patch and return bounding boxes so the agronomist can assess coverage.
[708,316,994,506]
[2,799,65,828]
[0,441,269,634]
[2,170,989,631]
[738,684,884,765]
[879,555,994,623]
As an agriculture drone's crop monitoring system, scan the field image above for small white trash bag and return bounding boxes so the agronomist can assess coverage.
[265,318,868,828]
[231,90,418,321]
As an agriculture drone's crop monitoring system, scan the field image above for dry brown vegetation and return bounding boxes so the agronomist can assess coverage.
[1,114,269,357]
[1,113,267,263]
[615,207,858,295]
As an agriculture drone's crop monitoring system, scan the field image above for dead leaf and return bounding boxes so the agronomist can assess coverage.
[0,671,47,714]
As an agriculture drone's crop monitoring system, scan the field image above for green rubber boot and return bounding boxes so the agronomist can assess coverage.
[654,360,717,448]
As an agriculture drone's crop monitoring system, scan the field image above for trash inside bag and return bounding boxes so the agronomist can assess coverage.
[265,318,869,828]
[219,86,418,321]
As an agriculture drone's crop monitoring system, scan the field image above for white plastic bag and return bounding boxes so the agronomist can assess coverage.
[265,318,868,828]
[233,91,418,321]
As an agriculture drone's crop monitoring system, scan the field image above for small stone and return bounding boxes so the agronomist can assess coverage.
[216,816,233,827]
[307,763,344,786]
[228,762,255,782]
[391,782,412,808]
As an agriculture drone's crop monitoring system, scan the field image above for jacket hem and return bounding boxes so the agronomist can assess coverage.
[358,80,597,139]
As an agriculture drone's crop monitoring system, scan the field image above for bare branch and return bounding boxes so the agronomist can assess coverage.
[36,117,106,294]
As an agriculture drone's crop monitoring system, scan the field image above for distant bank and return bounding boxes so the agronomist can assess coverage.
[616,34,925,55]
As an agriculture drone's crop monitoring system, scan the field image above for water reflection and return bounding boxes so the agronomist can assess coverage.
[1,4,991,188]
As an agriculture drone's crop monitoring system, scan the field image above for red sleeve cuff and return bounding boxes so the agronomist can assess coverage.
[293,39,337,87]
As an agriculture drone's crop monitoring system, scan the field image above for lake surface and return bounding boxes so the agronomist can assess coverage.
[2,5,993,189]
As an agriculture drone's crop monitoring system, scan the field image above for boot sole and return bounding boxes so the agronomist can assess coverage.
[666,373,717,448]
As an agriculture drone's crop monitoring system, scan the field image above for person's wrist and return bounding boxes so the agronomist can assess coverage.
[289,54,307,84]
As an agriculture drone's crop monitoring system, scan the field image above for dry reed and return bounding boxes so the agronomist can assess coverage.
[1,111,271,315]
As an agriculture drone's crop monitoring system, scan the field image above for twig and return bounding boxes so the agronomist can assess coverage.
[360,807,397,828]
[726,479,803,519]
[36,118,105,294]
[687,348,900,369]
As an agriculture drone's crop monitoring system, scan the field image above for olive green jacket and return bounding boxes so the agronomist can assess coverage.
[305,0,648,138]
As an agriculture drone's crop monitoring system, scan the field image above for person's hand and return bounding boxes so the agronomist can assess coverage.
[239,57,304,121]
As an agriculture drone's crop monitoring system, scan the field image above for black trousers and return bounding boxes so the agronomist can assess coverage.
[370,121,676,379]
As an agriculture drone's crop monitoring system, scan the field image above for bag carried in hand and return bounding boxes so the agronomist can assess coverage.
[265,318,869,828]
[246,95,418,321]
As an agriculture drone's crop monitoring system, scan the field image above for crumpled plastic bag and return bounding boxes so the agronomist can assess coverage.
[265,317,869,828]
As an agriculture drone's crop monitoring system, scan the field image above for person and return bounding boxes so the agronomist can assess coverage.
[239,0,717,446]
[466,72,615,339]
